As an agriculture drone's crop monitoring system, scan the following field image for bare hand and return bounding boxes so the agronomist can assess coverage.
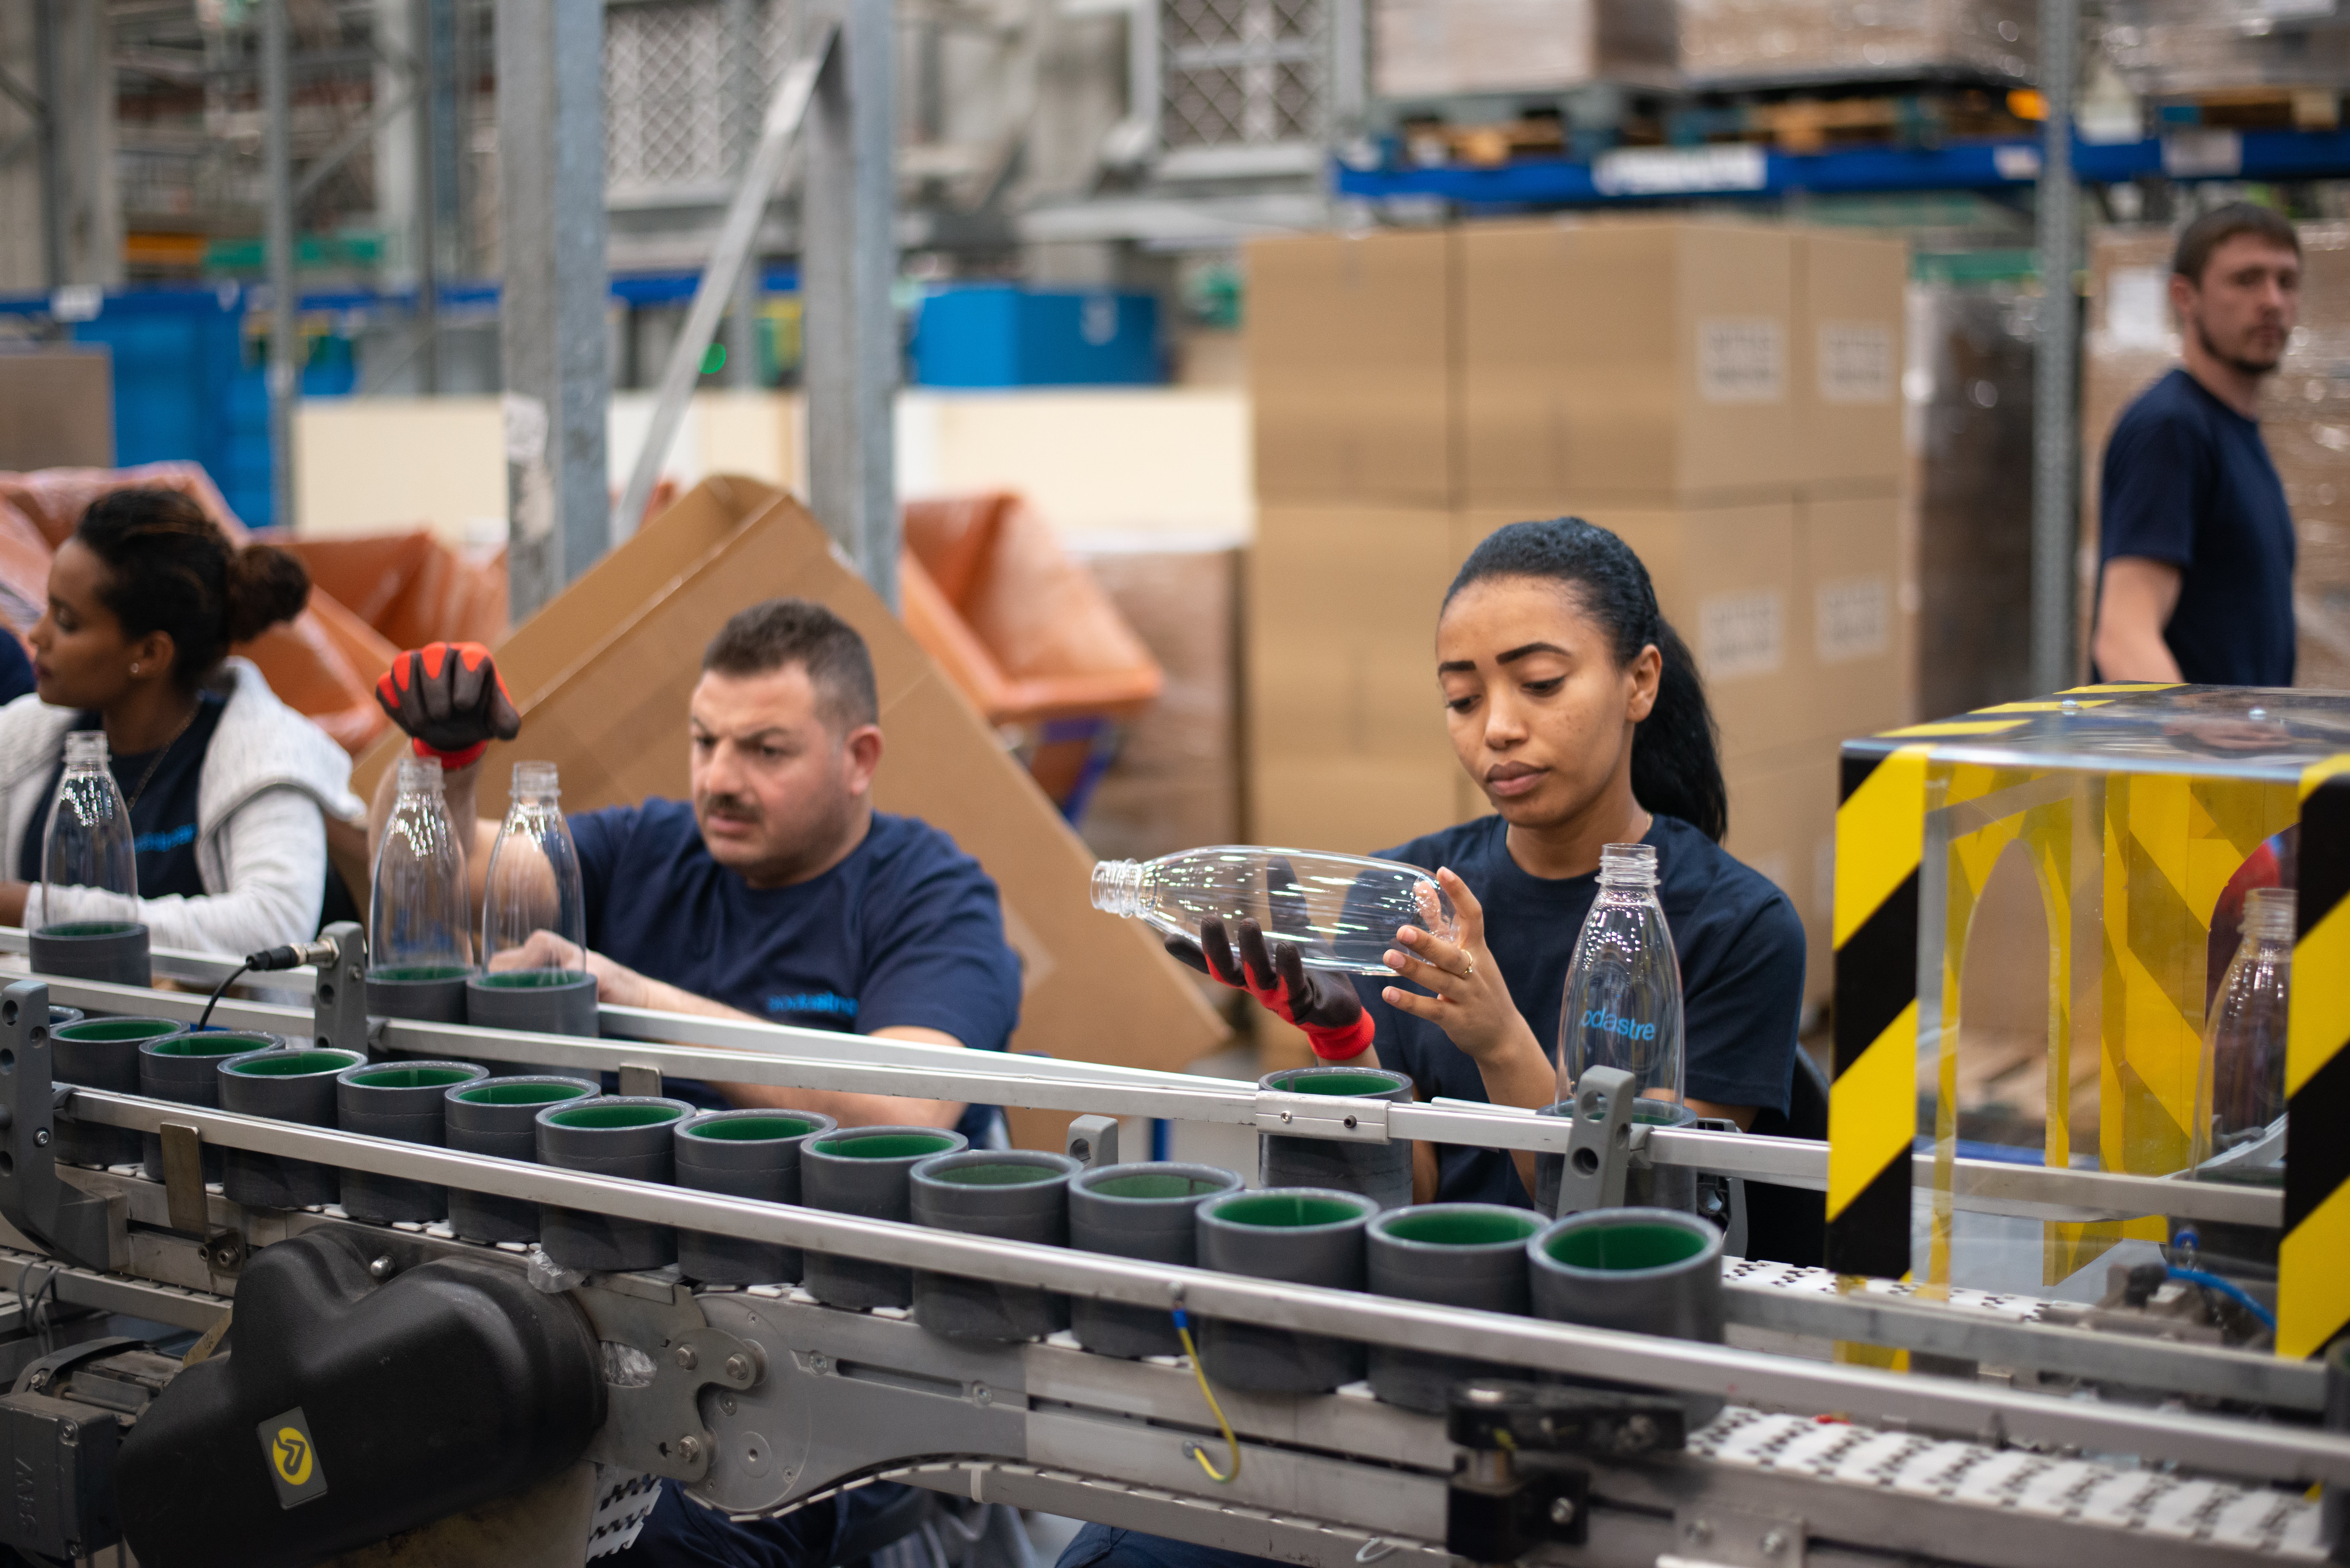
[1378,868,1534,1062]
[487,929,649,1007]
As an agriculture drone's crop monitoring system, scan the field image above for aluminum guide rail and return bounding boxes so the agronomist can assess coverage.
[57,1087,2350,1489]
[7,950,2283,1230]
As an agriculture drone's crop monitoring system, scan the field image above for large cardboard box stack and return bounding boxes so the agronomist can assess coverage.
[1371,0,1678,100]
[2081,222,2350,689]
[1245,218,1912,1008]
[1678,0,2036,85]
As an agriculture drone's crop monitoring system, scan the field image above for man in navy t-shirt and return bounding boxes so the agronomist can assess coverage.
[2093,202,2301,687]
[368,601,1022,1145]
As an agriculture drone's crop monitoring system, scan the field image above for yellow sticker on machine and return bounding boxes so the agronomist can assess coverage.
[260,1406,329,1509]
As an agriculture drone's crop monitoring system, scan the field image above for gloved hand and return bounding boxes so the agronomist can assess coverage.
[374,642,521,769]
[1168,916,1376,1062]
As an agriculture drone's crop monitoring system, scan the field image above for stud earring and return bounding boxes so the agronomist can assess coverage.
[129,664,140,675]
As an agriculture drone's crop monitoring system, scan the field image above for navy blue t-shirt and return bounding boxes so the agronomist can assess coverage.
[2099,368,2297,685]
[569,801,1022,1144]
[1361,813,1805,1207]
[0,638,32,708]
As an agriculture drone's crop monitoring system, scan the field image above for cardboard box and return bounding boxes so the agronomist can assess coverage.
[1252,755,1467,858]
[352,477,1229,1123]
[1454,500,1803,766]
[1373,0,1677,98]
[1794,231,1907,492]
[1247,231,1455,508]
[1793,490,1915,743]
[1721,741,1836,1008]
[0,349,113,471]
[1458,217,1800,509]
[1246,507,1458,764]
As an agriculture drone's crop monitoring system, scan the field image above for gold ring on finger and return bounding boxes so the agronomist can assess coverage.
[1461,954,1477,981]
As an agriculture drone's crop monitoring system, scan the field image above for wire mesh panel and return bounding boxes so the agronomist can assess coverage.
[1160,0,1326,152]
[605,0,800,199]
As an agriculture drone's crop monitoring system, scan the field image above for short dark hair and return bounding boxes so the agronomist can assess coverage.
[2175,202,2300,286]
[701,598,879,730]
[75,487,310,690]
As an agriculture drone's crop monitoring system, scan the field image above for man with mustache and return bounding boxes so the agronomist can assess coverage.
[2093,202,2301,686]
[366,598,1021,1139]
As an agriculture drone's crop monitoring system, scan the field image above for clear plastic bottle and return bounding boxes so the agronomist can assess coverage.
[2193,885,2291,1171]
[369,755,473,981]
[1091,846,1459,974]
[1557,843,1685,1112]
[39,731,140,934]
[479,762,589,984]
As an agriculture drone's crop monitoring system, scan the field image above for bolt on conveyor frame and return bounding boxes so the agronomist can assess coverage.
[0,969,2339,1568]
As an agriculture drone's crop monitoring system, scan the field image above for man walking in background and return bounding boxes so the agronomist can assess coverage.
[2093,202,2301,686]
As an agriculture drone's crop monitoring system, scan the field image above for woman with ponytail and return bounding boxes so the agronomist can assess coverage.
[0,488,361,954]
[1175,516,1804,1207]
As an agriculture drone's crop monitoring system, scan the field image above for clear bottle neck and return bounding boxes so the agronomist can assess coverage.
[511,761,560,805]
[2240,886,2295,948]
[61,731,109,772]
[1090,859,1145,917]
[1595,841,1658,892]
[395,755,446,799]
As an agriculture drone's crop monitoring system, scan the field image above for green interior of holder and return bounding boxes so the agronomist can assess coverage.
[224,1050,361,1077]
[1213,1192,1365,1228]
[546,1102,684,1129]
[38,922,138,938]
[1382,1209,1540,1247]
[686,1116,821,1142]
[473,969,587,990]
[1544,1221,1706,1271]
[348,1065,478,1089]
[150,1034,269,1058]
[54,1019,179,1043]
[369,964,474,983]
[1088,1172,1230,1200]
[1277,1071,1397,1096]
[930,1161,1059,1187]
[455,1081,593,1106]
[816,1132,959,1160]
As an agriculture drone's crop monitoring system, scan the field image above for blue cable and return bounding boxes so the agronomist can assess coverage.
[2169,1267,2278,1331]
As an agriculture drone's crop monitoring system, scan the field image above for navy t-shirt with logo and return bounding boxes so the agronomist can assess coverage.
[568,800,1022,1144]
[18,695,226,901]
[2099,368,2298,685]
[1360,812,1805,1208]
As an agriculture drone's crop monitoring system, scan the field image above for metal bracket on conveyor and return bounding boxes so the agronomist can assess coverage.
[1065,1115,1119,1169]
[1551,1066,1635,1218]
[1688,1116,1748,1258]
[0,982,121,1271]
[577,1277,766,1483]
[311,922,373,1057]
[1253,1090,1391,1143]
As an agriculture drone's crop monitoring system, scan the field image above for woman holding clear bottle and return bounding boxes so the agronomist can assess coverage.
[1175,516,1808,1208]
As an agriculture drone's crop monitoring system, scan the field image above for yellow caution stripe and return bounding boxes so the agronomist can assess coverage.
[2283,770,2350,1359]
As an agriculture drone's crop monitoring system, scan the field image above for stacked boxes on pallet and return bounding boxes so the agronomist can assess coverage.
[1677,0,2036,84]
[1245,219,1915,1009]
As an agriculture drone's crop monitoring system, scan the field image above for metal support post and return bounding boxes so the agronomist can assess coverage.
[723,0,761,391]
[263,0,297,532]
[412,0,440,393]
[497,0,611,617]
[32,0,65,290]
[2031,0,2080,695]
[803,0,900,609]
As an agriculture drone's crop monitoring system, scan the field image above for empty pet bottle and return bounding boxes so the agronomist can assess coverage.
[466,762,598,1037]
[2194,885,2292,1171]
[1091,846,1457,974]
[366,756,474,1022]
[30,731,151,985]
[1557,843,1685,1111]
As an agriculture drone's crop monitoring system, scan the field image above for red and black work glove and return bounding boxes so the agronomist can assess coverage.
[373,642,521,770]
[1168,915,1376,1063]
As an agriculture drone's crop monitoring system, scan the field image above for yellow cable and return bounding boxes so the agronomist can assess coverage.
[1171,1310,1241,1484]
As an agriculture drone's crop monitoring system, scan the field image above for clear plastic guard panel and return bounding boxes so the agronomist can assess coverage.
[1829,685,2349,1356]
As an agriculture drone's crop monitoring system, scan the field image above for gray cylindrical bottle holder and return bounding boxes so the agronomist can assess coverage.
[2324,1338,2349,1556]
[52,1016,181,1168]
[47,1006,84,1029]
[1528,1207,1727,1427]
[216,1048,365,1209]
[443,1076,599,1243]
[466,972,600,1037]
[799,1127,970,1310]
[139,1031,284,1182]
[1066,1163,1244,1358]
[335,1060,488,1223]
[1257,1066,1415,1210]
[1194,1187,1378,1393]
[673,1109,838,1285]
[1534,1100,1700,1216]
[28,923,150,988]
[1365,1204,1541,1413]
[909,1150,1080,1342]
[535,1096,694,1272]
[364,967,473,1024]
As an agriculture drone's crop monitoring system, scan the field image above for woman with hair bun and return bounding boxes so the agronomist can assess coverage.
[0,487,361,954]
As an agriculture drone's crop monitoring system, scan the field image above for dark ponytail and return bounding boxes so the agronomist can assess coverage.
[1442,517,1728,842]
[74,488,311,689]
